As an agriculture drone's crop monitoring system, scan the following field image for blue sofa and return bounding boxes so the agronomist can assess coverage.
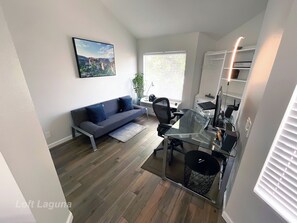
[71,96,147,151]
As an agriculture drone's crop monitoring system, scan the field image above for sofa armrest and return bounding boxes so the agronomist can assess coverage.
[133,104,148,117]
[79,121,103,135]
[133,104,145,110]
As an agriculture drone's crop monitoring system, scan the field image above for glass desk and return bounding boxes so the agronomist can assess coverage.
[161,109,236,206]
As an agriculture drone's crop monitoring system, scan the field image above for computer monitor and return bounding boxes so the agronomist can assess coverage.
[212,86,223,127]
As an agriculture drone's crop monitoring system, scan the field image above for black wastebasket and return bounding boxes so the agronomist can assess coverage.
[184,151,220,195]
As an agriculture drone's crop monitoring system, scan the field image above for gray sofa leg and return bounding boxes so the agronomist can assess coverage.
[71,125,98,152]
[90,135,97,152]
[72,126,76,138]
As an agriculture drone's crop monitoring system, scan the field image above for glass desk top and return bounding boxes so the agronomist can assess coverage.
[161,109,237,206]
[165,109,235,157]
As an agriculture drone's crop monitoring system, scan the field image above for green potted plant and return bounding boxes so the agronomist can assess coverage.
[132,72,144,104]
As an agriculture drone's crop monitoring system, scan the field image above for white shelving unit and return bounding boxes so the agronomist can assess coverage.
[195,46,256,121]
[195,51,227,101]
[219,46,255,120]
[194,50,227,112]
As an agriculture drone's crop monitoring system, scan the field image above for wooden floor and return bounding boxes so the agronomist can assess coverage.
[50,115,226,223]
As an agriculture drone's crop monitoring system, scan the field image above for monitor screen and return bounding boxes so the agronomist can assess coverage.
[212,86,223,127]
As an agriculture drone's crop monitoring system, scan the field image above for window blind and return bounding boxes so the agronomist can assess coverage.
[254,85,297,222]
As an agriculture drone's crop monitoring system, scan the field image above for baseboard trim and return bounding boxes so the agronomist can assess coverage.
[222,211,234,223]
[48,135,72,149]
[223,190,227,210]
[66,211,73,223]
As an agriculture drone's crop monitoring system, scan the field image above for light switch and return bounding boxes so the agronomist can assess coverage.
[245,117,252,137]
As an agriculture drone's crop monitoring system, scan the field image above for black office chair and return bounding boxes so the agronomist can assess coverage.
[152,97,184,165]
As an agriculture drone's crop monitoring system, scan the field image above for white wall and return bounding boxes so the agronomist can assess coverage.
[237,0,291,153]
[224,0,295,222]
[215,11,265,50]
[0,153,36,222]
[0,5,71,223]
[1,0,137,145]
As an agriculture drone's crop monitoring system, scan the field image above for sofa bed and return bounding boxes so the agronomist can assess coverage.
[71,96,147,151]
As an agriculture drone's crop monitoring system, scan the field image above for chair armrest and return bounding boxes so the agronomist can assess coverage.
[159,123,172,129]
[173,111,184,116]
[172,111,184,120]
[157,123,172,136]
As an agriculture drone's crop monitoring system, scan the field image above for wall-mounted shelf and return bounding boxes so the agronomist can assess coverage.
[223,92,242,99]
[221,78,247,83]
[223,67,250,70]
[227,46,256,53]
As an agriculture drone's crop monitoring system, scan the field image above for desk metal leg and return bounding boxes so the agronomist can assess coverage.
[162,136,168,179]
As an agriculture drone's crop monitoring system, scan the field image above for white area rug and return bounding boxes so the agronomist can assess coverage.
[108,123,146,142]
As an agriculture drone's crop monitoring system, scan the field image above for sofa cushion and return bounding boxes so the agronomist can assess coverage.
[119,96,133,112]
[86,104,106,123]
[101,99,120,117]
[88,109,144,138]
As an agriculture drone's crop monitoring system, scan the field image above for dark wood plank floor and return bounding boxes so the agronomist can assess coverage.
[50,115,225,223]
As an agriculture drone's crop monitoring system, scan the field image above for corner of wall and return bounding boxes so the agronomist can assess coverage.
[66,211,73,223]
[222,211,234,223]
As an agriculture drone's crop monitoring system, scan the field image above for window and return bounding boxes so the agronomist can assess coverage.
[143,52,186,101]
[254,85,297,222]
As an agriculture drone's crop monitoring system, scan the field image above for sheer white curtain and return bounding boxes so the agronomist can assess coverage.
[143,52,186,101]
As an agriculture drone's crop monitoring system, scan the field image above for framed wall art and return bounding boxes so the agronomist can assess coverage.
[72,37,116,78]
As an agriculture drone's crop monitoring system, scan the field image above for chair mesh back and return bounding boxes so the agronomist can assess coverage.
[153,98,171,124]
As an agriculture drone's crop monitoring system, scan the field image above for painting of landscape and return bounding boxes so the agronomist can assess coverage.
[73,37,116,78]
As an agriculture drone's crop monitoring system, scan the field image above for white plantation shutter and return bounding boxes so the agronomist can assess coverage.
[254,85,297,222]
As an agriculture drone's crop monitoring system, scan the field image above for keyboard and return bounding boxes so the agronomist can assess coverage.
[198,101,216,110]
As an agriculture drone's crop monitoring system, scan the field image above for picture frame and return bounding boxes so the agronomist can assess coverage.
[72,37,116,78]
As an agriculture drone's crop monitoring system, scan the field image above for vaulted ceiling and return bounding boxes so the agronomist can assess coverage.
[101,0,268,39]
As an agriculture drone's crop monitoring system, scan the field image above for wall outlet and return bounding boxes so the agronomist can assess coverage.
[245,117,252,137]
[44,131,51,139]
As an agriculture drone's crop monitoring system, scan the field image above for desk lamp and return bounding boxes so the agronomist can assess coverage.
[145,81,154,96]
